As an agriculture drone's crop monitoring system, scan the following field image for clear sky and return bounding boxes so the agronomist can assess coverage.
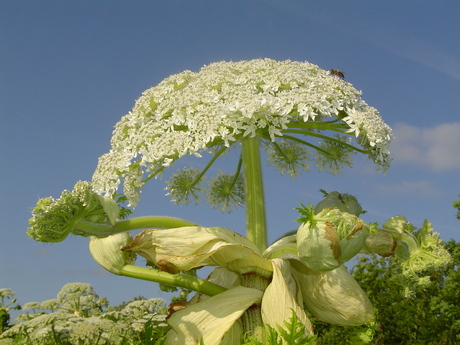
[2,0,460,312]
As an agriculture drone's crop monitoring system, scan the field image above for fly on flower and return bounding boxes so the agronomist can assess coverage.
[329,69,345,79]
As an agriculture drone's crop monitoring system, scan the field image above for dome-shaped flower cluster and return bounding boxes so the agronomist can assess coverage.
[92,58,392,207]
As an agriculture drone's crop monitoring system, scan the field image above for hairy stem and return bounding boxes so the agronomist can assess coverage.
[241,135,267,252]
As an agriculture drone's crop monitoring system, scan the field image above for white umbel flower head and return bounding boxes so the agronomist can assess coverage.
[92,59,392,207]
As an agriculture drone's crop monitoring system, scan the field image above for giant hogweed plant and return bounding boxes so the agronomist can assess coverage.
[27,59,451,344]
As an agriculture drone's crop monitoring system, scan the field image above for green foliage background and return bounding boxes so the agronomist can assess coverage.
[453,194,460,220]
[314,240,460,345]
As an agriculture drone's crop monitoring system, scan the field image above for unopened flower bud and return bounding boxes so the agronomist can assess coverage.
[363,231,396,257]
[297,208,368,271]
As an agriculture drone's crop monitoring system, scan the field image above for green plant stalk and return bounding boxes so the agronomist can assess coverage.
[241,135,267,252]
[240,136,268,342]
[240,273,270,341]
[120,265,227,296]
[242,304,265,342]
[74,216,198,238]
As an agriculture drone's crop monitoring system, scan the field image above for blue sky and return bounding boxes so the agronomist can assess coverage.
[2,1,460,312]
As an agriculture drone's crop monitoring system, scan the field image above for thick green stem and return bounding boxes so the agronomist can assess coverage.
[241,135,267,252]
[240,272,271,341]
[74,216,198,238]
[120,265,227,296]
[242,305,265,341]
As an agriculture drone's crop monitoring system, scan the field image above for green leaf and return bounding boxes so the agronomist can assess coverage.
[277,309,317,345]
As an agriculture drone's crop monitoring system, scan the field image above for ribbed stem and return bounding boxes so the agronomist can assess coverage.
[240,272,271,341]
[242,304,265,341]
[241,135,267,252]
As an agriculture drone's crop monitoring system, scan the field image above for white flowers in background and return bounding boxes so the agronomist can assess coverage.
[117,298,166,319]
[0,285,168,344]
[57,283,108,317]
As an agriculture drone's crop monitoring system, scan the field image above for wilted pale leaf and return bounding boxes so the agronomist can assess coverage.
[261,259,314,339]
[165,285,263,345]
[262,234,297,260]
[123,227,272,275]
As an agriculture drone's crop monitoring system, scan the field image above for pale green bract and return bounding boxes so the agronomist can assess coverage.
[298,209,368,271]
[91,58,392,207]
